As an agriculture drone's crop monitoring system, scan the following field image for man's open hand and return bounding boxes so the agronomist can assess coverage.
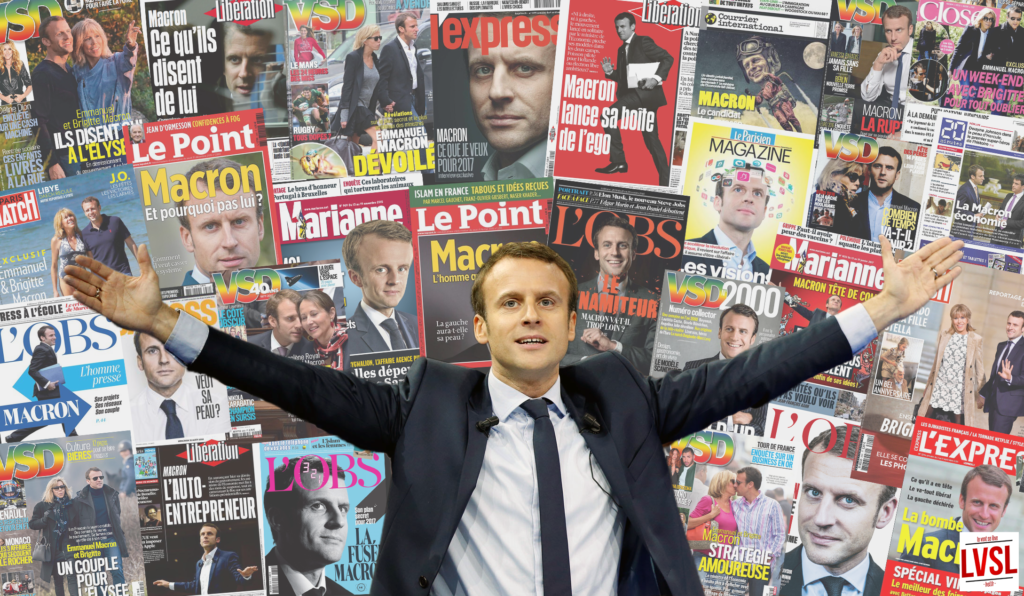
[864,236,963,332]
[63,245,179,341]
[237,567,258,579]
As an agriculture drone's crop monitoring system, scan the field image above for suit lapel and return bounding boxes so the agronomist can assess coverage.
[353,306,389,353]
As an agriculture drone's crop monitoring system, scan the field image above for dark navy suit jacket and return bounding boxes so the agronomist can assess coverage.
[190,315,854,595]
[173,549,246,595]
[982,338,1024,417]
[346,302,419,356]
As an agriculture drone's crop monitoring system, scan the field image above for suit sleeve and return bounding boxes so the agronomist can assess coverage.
[28,346,50,389]
[226,551,247,585]
[621,316,656,376]
[641,36,674,81]
[338,55,359,123]
[375,43,395,108]
[649,316,854,443]
[791,303,815,323]
[188,325,410,454]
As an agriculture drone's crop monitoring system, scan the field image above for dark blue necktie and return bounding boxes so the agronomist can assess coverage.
[891,52,904,110]
[380,318,408,350]
[519,398,572,595]
[160,399,185,439]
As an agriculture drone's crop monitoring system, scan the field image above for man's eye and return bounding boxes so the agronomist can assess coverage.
[515,64,537,75]
[540,299,554,306]
[203,222,219,231]
[228,57,241,65]
[309,502,325,512]
[399,266,409,273]
[376,267,387,274]
[233,218,247,226]
[840,497,857,506]
[504,300,517,308]
[472,65,493,77]
[806,488,821,498]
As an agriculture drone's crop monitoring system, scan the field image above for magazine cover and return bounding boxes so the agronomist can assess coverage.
[271,183,418,382]
[820,1,917,137]
[651,272,782,435]
[680,120,813,284]
[137,439,264,596]
[256,437,387,596]
[0,297,132,442]
[553,0,699,189]
[19,431,147,596]
[0,0,159,188]
[918,110,1024,270]
[286,4,432,187]
[431,9,558,183]
[122,293,231,446]
[548,179,688,376]
[881,418,1024,593]
[688,10,827,135]
[706,0,830,18]
[411,178,552,368]
[667,430,794,596]
[212,261,343,442]
[768,407,900,596]
[126,109,281,295]
[0,164,145,305]
[140,0,291,180]
[805,130,930,251]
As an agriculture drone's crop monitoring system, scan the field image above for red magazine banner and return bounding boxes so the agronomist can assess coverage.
[852,430,910,488]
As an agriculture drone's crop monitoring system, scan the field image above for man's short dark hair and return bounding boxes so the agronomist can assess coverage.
[614,12,636,26]
[37,325,55,340]
[39,16,66,42]
[682,447,694,455]
[875,146,903,172]
[715,167,768,204]
[961,464,1013,508]
[1010,310,1024,323]
[264,455,345,541]
[737,466,762,490]
[591,217,638,253]
[266,289,303,322]
[395,12,417,32]
[471,242,578,320]
[1010,5,1024,17]
[802,426,898,510]
[969,164,985,178]
[145,506,157,514]
[719,304,759,336]
[201,523,221,538]
[179,157,264,230]
[85,467,102,480]
[881,4,914,31]
[81,196,100,208]
[1014,175,1024,187]
[133,331,159,357]
[342,220,412,277]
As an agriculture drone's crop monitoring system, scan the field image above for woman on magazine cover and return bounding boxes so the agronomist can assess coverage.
[334,25,385,154]
[70,18,140,122]
[918,21,938,60]
[688,470,737,582]
[917,303,986,426]
[29,476,79,596]
[293,25,325,64]
[300,289,347,370]
[815,159,864,219]
[0,41,31,104]
[51,209,91,298]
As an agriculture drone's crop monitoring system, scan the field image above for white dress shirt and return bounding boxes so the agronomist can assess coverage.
[130,380,230,444]
[713,225,759,273]
[163,306,880,594]
[860,50,911,104]
[360,301,401,351]
[280,558,327,596]
[799,548,872,596]
[401,38,418,90]
[169,548,250,594]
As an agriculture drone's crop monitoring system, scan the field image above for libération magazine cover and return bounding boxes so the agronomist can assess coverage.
[125,109,281,296]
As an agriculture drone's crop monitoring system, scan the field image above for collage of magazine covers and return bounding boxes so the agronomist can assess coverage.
[3,0,1024,592]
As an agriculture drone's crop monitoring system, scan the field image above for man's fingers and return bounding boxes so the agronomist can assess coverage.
[878,235,895,268]
[922,239,964,269]
[910,236,951,263]
[71,289,102,312]
[74,253,116,280]
[137,244,155,275]
[64,274,99,298]
[63,265,106,289]
[932,249,964,277]
[933,265,961,291]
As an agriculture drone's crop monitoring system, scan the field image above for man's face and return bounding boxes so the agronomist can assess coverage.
[735,472,755,499]
[473,258,576,384]
[718,311,757,359]
[715,170,768,234]
[147,509,158,521]
[349,235,413,314]
[468,20,555,158]
[615,18,634,41]
[82,200,100,225]
[826,295,842,315]
[42,19,73,56]
[972,168,986,185]
[869,155,901,194]
[269,299,304,347]
[181,185,264,278]
[275,482,350,569]
[1013,180,1023,194]
[593,225,634,278]
[399,18,419,43]
[682,451,693,467]
[798,451,896,574]
[130,126,144,143]
[1007,315,1024,340]
[960,477,1009,532]
[741,54,770,84]
[199,526,221,549]
[40,328,56,347]
[882,15,912,52]
[1010,11,1022,30]
[224,30,270,97]
[137,334,187,392]
[87,471,104,490]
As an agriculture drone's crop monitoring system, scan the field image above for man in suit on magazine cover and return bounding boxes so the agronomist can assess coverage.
[376,13,425,121]
[994,175,1024,249]
[342,221,418,364]
[786,294,844,328]
[596,12,673,186]
[263,456,355,596]
[981,311,1024,434]
[781,426,896,596]
[7,325,75,442]
[832,147,919,242]
[64,232,963,595]
[956,164,985,238]
[561,217,657,374]
[247,289,315,358]
[684,166,772,280]
[152,524,258,594]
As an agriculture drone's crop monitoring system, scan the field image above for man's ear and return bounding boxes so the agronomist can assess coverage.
[875,495,899,529]
[348,268,364,289]
[568,310,577,341]
[180,226,194,254]
[473,313,488,345]
[713,194,723,214]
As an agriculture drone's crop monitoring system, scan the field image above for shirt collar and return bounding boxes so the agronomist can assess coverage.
[86,215,106,231]
[361,300,396,327]
[717,352,726,360]
[488,372,565,423]
[713,225,757,263]
[146,383,190,413]
[269,331,285,354]
[401,37,415,51]
[190,268,212,285]
[801,548,871,593]
[624,33,635,45]
[481,140,546,181]
[278,559,326,595]
[868,190,892,207]
[202,547,218,563]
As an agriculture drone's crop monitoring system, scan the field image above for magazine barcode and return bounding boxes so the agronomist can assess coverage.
[855,434,874,474]
[183,283,213,297]
[534,0,559,7]
[546,150,555,175]
[269,566,279,595]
